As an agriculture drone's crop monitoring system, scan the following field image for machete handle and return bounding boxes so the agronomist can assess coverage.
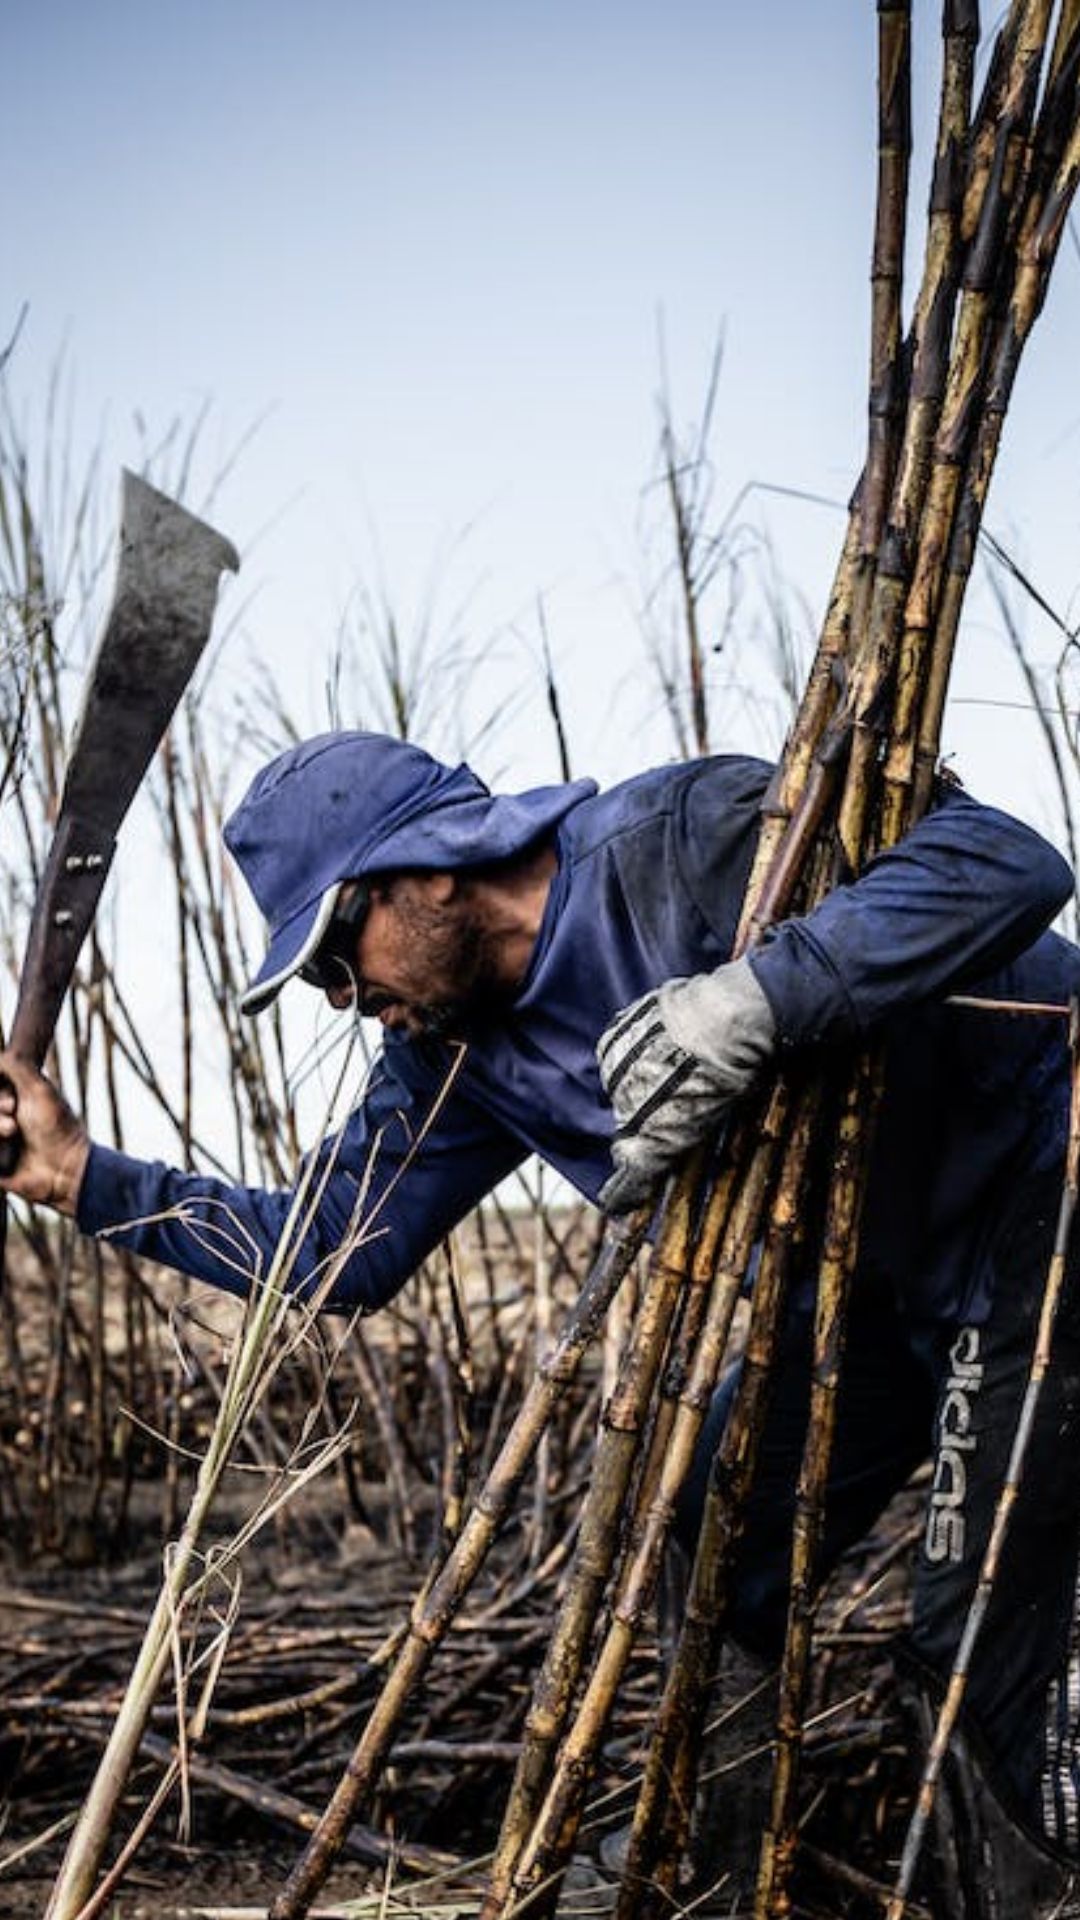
[0,823,115,1184]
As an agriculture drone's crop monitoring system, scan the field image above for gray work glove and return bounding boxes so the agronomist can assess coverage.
[596,956,776,1215]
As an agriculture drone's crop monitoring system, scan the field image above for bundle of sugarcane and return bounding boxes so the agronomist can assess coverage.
[270,7,1080,1917]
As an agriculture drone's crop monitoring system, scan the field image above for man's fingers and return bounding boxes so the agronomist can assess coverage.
[597,993,663,1096]
[0,1075,21,1176]
[613,1053,700,1137]
[599,1163,660,1215]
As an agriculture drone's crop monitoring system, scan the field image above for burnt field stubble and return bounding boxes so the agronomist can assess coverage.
[0,1214,928,1919]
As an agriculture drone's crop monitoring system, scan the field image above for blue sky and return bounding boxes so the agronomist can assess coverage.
[4,1,1080,817]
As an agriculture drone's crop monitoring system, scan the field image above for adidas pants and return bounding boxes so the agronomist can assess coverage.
[674,1167,1080,1859]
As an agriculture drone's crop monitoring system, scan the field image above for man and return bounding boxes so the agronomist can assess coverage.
[2,727,1079,1909]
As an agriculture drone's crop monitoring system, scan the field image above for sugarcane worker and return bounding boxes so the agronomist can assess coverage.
[2,727,1080,1903]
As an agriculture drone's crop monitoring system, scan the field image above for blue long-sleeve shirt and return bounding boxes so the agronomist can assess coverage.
[78,755,1078,1324]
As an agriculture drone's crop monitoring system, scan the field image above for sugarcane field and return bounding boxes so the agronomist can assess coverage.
[6,4,1080,1918]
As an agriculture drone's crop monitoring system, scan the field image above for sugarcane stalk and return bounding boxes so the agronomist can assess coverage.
[753,1052,882,1919]
[1048,0,1080,89]
[887,1000,1080,1917]
[912,62,1080,812]
[745,0,977,935]
[480,1163,709,1918]
[751,30,1076,1895]
[740,22,1056,1892]
[612,1087,820,1919]
[636,10,1072,1913]
[964,0,1059,254]
[961,0,1028,243]
[267,1210,645,1920]
[863,2,912,561]
[675,25,979,1899]
[839,0,1054,869]
[884,0,976,549]
[899,19,1080,819]
[753,253,1008,1920]
[879,2,978,839]
[624,1133,757,1552]
[498,1090,790,1912]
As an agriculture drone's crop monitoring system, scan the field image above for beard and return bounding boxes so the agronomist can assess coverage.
[375,888,509,1039]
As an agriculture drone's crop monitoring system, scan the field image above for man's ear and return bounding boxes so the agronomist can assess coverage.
[383,870,458,908]
[424,870,457,906]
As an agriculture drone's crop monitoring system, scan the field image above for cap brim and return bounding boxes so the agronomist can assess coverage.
[238,882,345,1016]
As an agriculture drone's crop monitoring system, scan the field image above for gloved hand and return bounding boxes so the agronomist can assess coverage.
[596,956,776,1214]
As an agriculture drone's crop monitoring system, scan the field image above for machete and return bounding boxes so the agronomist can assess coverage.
[0,468,238,1171]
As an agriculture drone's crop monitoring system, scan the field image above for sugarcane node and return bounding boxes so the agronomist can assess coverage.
[915,280,956,383]
[930,132,965,212]
[868,375,904,420]
[878,522,912,580]
[817,709,855,770]
[940,380,987,462]
[945,0,978,40]
[759,774,792,825]
[857,677,896,741]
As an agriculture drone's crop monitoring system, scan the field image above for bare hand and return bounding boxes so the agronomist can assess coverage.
[0,1052,90,1216]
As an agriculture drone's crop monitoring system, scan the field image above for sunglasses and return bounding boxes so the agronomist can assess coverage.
[299,882,372,994]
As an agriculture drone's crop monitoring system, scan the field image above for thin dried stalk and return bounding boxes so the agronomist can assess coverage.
[737,509,861,951]
[43,1032,383,1920]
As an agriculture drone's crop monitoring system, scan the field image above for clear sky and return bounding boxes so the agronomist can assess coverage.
[3,3,1080,863]
[3,0,1079,1162]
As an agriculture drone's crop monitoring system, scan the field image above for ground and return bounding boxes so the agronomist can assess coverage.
[0,1217,933,1919]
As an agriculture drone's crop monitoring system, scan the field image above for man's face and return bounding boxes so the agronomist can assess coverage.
[321,874,503,1039]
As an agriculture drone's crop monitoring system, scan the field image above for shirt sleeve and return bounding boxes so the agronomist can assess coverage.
[76,1039,525,1314]
[747,785,1075,1046]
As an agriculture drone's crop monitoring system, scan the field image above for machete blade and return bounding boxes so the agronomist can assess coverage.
[63,471,240,832]
[7,470,239,1068]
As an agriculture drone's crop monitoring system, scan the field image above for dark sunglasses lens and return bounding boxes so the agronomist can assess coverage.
[299,955,331,990]
[300,888,370,993]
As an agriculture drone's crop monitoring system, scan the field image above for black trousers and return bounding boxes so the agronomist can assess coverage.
[675,1169,1080,1857]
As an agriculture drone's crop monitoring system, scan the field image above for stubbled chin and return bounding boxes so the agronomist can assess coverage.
[373,998,471,1041]
[378,1006,440,1040]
